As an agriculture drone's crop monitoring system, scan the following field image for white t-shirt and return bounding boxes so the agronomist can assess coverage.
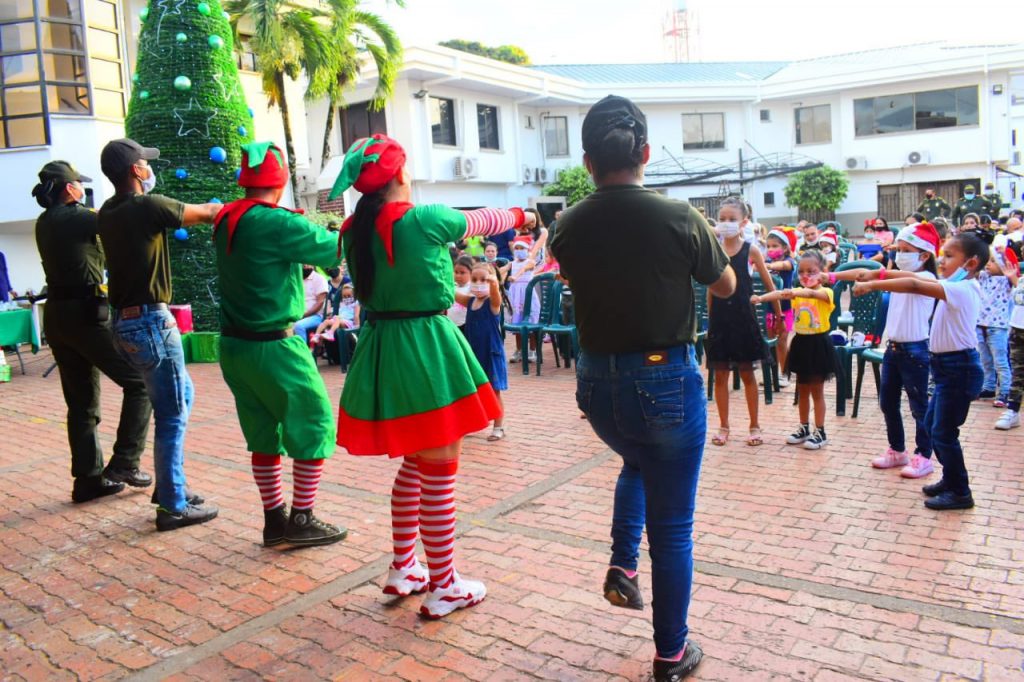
[1010,282,1024,330]
[303,271,329,316]
[929,279,982,353]
[993,231,1023,250]
[447,284,471,326]
[885,271,936,342]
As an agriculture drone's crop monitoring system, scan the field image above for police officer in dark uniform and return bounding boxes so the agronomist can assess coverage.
[32,161,153,503]
[915,188,951,221]
[982,182,1003,218]
[951,184,994,227]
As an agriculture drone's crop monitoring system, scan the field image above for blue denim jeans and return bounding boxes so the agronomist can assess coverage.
[576,344,705,659]
[976,326,1011,399]
[112,306,193,512]
[293,314,324,343]
[879,341,931,457]
[925,349,983,496]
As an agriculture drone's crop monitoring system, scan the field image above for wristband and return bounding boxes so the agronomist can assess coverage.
[878,269,887,281]
[828,273,837,286]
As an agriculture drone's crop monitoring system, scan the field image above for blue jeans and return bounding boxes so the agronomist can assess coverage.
[293,314,324,343]
[576,344,705,659]
[976,326,1011,399]
[926,350,983,496]
[879,341,931,457]
[112,306,193,512]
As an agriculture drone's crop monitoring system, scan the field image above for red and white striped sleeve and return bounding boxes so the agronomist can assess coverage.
[460,207,525,239]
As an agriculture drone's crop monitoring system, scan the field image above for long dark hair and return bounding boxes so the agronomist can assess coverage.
[347,191,386,302]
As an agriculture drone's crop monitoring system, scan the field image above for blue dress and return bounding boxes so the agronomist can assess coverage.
[465,298,508,391]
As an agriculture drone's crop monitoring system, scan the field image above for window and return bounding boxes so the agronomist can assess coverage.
[1012,74,1024,106]
[682,113,725,150]
[477,103,499,150]
[763,191,775,207]
[85,0,124,118]
[795,104,831,144]
[429,96,457,146]
[339,100,387,152]
[543,115,568,156]
[235,36,259,72]
[759,109,771,122]
[854,86,979,137]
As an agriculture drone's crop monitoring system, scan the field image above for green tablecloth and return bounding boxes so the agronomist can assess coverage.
[0,309,39,353]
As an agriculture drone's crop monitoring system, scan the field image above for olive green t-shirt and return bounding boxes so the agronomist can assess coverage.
[550,185,728,354]
[96,193,185,308]
[34,203,105,291]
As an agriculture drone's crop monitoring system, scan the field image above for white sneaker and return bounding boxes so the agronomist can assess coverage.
[777,376,790,388]
[383,558,428,597]
[419,572,487,619]
[510,351,522,363]
[528,351,537,362]
[995,410,1021,431]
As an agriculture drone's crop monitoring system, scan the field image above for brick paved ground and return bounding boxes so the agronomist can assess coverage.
[1,344,1023,681]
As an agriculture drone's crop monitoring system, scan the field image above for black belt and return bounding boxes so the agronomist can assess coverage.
[47,284,100,300]
[365,310,443,322]
[222,327,294,341]
[115,303,167,319]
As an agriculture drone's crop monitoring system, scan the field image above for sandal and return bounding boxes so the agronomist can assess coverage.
[487,427,506,442]
[712,428,730,446]
[747,428,764,447]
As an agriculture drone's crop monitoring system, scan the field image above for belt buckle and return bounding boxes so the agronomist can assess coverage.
[121,306,141,320]
[644,350,669,366]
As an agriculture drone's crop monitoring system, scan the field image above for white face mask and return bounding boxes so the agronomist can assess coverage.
[470,283,490,296]
[824,251,837,263]
[716,221,741,238]
[139,165,156,194]
[341,296,354,304]
[513,249,529,261]
[894,252,924,272]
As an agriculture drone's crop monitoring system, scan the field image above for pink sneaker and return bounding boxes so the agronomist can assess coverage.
[872,448,909,469]
[900,454,934,479]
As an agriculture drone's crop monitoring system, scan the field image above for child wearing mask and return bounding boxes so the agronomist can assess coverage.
[818,232,839,271]
[506,236,538,362]
[976,249,1018,407]
[446,255,474,334]
[457,262,507,441]
[765,227,798,386]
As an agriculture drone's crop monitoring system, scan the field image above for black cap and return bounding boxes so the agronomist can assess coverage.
[100,138,160,182]
[38,160,91,184]
[581,95,647,155]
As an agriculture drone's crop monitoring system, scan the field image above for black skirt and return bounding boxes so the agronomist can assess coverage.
[785,332,838,384]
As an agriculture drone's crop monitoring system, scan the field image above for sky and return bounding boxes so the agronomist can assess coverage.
[363,0,1024,64]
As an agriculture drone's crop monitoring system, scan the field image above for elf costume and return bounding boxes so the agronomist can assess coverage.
[331,134,527,618]
[213,141,347,548]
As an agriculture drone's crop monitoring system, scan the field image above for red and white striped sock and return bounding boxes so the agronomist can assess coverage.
[391,458,421,569]
[292,459,324,511]
[418,459,459,589]
[251,453,284,510]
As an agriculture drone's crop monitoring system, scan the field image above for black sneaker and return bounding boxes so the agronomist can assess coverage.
[924,490,974,511]
[786,424,811,444]
[151,488,205,505]
[603,567,643,610]
[802,427,828,450]
[103,466,153,487]
[922,479,949,497]
[72,476,125,503]
[155,502,219,532]
[652,640,703,681]
[263,505,289,547]
[284,508,347,547]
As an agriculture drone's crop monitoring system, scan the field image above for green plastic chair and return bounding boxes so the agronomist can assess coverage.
[506,273,558,376]
[540,281,578,370]
[830,261,883,415]
[851,292,891,419]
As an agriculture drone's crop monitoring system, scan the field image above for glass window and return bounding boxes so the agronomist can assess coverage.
[429,96,456,146]
[915,89,957,129]
[543,115,568,157]
[46,83,89,112]
[1,22,37,53]
[0,0,35,21]
[873,94,913,134]
[1,54,39,84]
[42,0,83,22]
[41,52,87,81]
[5,115,47,146]
[477,103,499,150]
[855,87,979,136]
[41,21,85,51]
[91,87,122,117]
[682,113,725,150]
[795,104,831,144]
[956,86,978,126]
[85,0,117,29]
[86,27,118,59]
[88,58,121,89]
[3,84,43,115]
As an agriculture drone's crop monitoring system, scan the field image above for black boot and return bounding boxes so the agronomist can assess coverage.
[284,507,347,547]
[103,466,152,488]
[263,505,289,547]
[72,476,125,503]
[652,640,704,681]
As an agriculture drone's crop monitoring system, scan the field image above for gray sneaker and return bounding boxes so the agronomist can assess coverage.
[994,410,1020,431]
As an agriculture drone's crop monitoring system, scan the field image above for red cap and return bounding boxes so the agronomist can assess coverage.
[238,142,289,189]
[512,236,533,249]
[329,134,406,199]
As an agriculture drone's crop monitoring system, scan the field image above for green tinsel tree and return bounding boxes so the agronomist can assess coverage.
[126,0,254,330]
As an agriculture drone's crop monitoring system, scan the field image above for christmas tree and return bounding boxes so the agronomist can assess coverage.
[126,0,254,330]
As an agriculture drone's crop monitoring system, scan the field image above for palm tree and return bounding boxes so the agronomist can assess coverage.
[225,0,335,199]
[318,0,404,169]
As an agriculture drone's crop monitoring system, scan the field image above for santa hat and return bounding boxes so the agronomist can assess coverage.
[896,222,940,255]
[767,226,798,253]
[818,232,838,248]
[329,134,406,199]
[238,142,289,189]
[512,236,533,249]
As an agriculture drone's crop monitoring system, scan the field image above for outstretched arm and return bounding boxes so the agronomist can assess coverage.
[853,276,946,301]
[751,248,783,317]
[461,207,533,239]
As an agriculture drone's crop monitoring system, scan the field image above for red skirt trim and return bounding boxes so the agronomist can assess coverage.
[338,383,501,457]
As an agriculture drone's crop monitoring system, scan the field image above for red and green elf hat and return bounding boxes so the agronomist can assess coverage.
[238,141,289,188]
[328,134,406,200]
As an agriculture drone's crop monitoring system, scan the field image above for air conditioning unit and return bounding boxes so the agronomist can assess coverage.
[845,156,868,171]
[453,156,479,179]
[906,150,930,165]
[522,166,534,183]
[535,167,549,183]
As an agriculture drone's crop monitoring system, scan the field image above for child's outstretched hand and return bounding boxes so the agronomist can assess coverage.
[852,281,873,297]
[750,294,761,305]
[779,289,795,300]
[853,269,878,282]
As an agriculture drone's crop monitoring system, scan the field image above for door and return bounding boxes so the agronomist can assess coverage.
[340,101,388,152]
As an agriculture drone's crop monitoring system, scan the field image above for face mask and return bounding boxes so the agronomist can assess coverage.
[470,283,490,296]
[513,249,528,261]
[804,235,819,246]
[139,166,156,194]
[341,295,354,304]
[864,232,875,240]
[799,274,819,287]
[894,252,924,272]
[946,267,968,283]
[964,193,975,201]
[716,221,741,238]
[485,255,496,263]
[302,267,314,279]
[766,248,784,260]
[825,252,837,264]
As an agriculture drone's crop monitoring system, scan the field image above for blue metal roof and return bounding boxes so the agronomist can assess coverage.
[532,62,787,84]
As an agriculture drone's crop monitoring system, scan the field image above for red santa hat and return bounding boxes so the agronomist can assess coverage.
[512,236,533,249]
[767,226,798,253]
[329,134,406,199]
[238,142,289,189]
[818,232,838,248]
[896,222,940,255]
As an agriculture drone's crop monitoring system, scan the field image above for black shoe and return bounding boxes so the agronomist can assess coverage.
[603,567,643,610]
[103,466,153,488]
[263,505,289,547]
[924,490,974,511]
[652,640,703,681]
[155,502,219,532]
[284,508,347,547]
[72,476,126,503]
[922,479,949,498]
[786,424,811,445]
[978,390,996,399]
[151,488,205,505]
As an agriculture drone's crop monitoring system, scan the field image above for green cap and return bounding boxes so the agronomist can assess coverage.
[964,184,976,192]
[38,160,92,184]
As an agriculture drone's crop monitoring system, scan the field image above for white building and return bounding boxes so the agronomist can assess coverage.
[1,2,1023,294]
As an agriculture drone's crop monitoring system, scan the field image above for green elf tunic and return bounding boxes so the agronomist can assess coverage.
[338,203,521,456]
[214,203,342,460]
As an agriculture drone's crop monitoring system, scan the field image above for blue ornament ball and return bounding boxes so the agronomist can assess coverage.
[247,107,254,118]
[235,168,242,179]
[210,197,223,204]
[174,228,189,241]
[175,168,188,179]
[236,125,246,136]
[209,146,227,163]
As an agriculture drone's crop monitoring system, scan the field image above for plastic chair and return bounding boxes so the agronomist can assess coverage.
[830,269,882,416]
[693,280,709,364]
[837,240,858,267]
[540,281,578,370]
[851,292,891,419]
[506,273,557,376]
[338,308,366,373]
